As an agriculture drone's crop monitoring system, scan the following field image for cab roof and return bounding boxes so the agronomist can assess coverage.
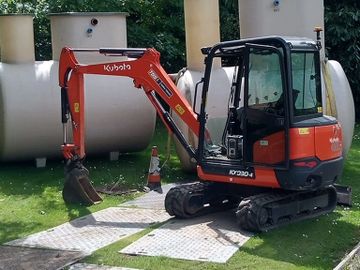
[203,36,319,56]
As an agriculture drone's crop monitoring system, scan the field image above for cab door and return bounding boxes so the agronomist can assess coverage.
[243,44,289,169]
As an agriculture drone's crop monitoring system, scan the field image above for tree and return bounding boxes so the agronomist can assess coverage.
[324,0,360,119]
[0,0,240,73]
[0,0,186,72]
[220,0,239,41]
[0,0,359,116]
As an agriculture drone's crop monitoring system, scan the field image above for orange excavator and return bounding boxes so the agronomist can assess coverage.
[59,35,349,232]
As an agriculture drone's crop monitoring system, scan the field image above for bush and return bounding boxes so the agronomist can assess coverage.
[324,0,360,119]
[0,0,358,116]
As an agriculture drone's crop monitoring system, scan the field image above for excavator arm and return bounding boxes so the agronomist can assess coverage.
[59,47,201,160]
[58,47,200,204]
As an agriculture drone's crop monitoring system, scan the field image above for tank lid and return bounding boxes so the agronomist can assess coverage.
[0,13,34,17]
[48,12,128,17]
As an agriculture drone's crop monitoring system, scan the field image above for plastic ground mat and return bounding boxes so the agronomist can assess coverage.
[120,183,177,209]
[6,207,170,255]
[69,263,140,270]
[120,210,252,263]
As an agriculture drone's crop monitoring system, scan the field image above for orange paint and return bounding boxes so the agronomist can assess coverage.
[289,127,315,160]
[252,125,342,164]
[315,124,342,161]
[67,71,85,158]
[197,166,280,188]
[253,132,285,164]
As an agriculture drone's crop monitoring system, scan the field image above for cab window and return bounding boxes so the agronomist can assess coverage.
[291,52,322,116]
[248,50,284,115]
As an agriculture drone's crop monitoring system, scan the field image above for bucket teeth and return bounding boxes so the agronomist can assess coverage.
[62,161,102,205]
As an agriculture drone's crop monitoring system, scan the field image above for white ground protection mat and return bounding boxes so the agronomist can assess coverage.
[120,210,252,263]
[120,183,176,209]
[6,207,170,255]
[69,263,140,270]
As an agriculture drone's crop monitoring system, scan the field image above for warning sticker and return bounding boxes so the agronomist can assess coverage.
[148,69,173,98]
[298,128,310,135]
[175,104,185,115]
[259,140,269,146]
[74,103,80,113]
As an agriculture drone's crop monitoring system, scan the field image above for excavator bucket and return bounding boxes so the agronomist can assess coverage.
[62,161,102,205]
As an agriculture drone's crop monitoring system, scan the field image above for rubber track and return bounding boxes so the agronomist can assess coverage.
[165,182,207,218]
[165,182,235,218]
[235,186,337,232]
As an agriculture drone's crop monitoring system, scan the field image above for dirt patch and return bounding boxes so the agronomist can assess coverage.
[95,182,139,196]
[0,245,83,270]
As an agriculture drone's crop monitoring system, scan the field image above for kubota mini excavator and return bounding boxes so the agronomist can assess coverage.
[58,35,348,232]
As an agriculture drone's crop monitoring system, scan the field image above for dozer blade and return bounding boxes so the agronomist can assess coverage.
[62,162,102,205]
[334,184,352,206]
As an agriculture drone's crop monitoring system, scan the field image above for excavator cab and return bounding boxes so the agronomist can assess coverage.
[197,37,335,190]
[199,40,290,168]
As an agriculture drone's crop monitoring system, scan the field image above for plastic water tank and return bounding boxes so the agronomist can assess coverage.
[0,13,156,162]
[173,68,234,171]
[323,61,355,155]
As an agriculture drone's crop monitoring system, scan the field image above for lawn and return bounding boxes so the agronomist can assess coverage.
[0,121,359,270]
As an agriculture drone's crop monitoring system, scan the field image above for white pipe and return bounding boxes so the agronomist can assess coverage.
[238,0,325,59]
[0,14,35,63]
[184,0,221,71]
[173,0,223,171]
[49,12,128,63]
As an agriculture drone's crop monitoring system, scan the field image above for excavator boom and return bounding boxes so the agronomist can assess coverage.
[59,47,199,161]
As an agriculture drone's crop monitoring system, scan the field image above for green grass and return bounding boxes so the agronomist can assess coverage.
[0,121,359,270]
[0,120,190,244]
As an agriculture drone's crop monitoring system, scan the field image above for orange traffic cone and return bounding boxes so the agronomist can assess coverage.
[147,146,162,191]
